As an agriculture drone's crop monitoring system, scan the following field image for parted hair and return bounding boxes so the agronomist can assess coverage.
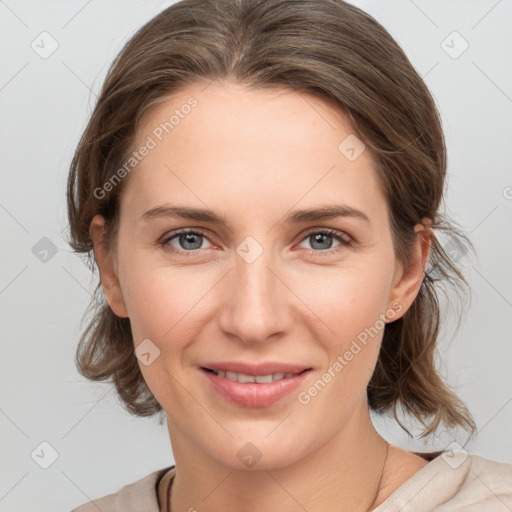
[66,0,476,437]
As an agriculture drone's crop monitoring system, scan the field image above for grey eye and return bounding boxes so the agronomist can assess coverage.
[299,232,343,251]
[165,231,213,251]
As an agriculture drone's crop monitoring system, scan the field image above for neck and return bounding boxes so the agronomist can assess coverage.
[164,403,390,512]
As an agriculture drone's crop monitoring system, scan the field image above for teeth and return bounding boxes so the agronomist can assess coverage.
[213,370,297,383]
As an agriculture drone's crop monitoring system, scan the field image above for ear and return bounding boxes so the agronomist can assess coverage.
[89,214,129,318]
[386,221,431,321]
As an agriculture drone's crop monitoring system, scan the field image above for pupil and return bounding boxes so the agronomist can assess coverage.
[182,233,201,250]
[312,233,332,250]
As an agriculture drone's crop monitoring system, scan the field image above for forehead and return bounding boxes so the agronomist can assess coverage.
[121,81,385,227]
[135,80,357,157]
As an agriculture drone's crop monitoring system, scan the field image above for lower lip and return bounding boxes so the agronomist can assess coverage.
[200,368,311,407]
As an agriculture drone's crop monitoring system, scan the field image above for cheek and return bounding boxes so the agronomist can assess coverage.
[302,259,393,334]
[119,257,215,346]
[296,275,390,415]
[302,262,393,381]
[120,263,210,407]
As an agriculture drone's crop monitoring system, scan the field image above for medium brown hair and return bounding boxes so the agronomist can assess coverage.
[66,0,476,437]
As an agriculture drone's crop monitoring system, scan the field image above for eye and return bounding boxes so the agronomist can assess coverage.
[297,228,353,255]
[160,228,213,255]
[159,227,353,257]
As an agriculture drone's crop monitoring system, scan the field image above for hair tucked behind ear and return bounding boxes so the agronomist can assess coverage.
[368,216,476,438]
[66,0,476,437]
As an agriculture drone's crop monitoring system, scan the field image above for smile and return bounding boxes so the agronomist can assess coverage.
[200,367,312,407]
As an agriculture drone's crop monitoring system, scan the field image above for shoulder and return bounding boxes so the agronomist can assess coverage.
[70,466,173,512]
[374,451,512,512]
[452,454,512,507]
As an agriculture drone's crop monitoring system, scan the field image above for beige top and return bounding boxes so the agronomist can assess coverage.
[71,451,512,511]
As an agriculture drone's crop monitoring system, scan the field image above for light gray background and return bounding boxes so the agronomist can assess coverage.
[1,1,511,510]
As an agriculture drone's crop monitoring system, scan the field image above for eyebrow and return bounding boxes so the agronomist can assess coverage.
[141,203,370,226]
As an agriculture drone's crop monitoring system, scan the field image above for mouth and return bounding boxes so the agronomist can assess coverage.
[199,366,313,407]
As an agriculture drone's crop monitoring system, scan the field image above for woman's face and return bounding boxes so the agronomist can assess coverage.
[91,80,426,469]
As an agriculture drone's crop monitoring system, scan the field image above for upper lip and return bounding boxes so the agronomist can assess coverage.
[201,361,312,376]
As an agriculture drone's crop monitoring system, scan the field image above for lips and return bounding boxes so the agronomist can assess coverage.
[199,361,313,407]
[200,366,312,407]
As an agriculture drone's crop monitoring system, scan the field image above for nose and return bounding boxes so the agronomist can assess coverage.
[217,241,293,345]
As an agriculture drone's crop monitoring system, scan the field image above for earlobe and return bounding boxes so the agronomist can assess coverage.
[386,222,431,321]
[89,215,129,318]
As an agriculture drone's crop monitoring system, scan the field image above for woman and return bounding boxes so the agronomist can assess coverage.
[67,0,512,510]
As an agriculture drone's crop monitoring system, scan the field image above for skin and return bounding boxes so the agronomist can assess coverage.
[90,80,430,512]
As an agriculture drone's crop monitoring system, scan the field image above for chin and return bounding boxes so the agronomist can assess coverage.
[205,432,308,472]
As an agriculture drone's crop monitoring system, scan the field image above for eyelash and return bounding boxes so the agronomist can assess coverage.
[159,227,353,257]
